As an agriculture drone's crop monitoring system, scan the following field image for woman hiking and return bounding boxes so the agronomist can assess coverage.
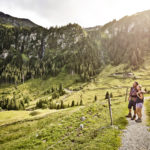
[135,85,144,123]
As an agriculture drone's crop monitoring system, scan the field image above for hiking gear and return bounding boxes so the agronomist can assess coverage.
[131,115,136,120]
[128,100,136,110]
[126,113,132,118]
[135,118,142,123]
[136,103,143,108]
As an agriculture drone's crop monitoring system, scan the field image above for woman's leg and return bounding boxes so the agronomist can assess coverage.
[139,108,142,119]
[136,107,139,118]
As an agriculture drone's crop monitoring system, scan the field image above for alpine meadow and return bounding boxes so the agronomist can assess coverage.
[1,7,150,150]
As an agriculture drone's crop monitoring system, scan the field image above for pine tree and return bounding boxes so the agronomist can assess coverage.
[60,100,64,109]
[131,51,138,67]
[71,100,75,107]
[94,95,97,101]
[57,104,60,109]
[76,102,79,106]
[110,93,113,98]
[80,99,83,105]
[51,87,54,93]
[105,91,109,99]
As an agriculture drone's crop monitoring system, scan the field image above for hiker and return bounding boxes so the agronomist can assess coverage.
[135,85,144,123]
[126,81,138,120]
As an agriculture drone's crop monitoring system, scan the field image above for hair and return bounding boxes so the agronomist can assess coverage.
[135,81,139,86]
[138,85,142,90]
[138,85,145,93]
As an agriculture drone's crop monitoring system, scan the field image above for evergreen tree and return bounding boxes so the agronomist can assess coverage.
[60,100,64,109]
[131,51,138,67]
[71,100,75,107]
[57,104,60,109]
[105,91,109,99]
[80,99,83,105]
[76,102,79,106]
[110,93,113,98]
[94,95,97,102]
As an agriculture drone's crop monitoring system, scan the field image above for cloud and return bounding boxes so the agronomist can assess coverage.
[0,0,150,28]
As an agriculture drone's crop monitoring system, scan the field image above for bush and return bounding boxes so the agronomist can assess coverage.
[36,99,48,109]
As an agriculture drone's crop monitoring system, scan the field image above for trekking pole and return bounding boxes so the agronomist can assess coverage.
[125,87,128,102]
[108,95,113,125]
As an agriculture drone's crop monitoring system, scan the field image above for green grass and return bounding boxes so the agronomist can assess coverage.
[0,99,128,150]
[0,71,81,109]
[145,98,150,126]
[1,61,150,149]
[0,109,60,126]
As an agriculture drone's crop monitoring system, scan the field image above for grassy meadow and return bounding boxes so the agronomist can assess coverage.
[1,61,150,150]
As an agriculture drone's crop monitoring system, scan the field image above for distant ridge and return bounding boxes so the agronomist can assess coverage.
[0,11,40,28]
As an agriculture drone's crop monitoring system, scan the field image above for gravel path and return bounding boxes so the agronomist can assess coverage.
[119,99,150,150]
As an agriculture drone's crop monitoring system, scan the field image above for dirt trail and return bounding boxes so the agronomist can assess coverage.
[119,98,150,150]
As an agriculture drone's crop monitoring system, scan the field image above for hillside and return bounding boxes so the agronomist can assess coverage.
[0,11,39,28]
[1,9,150,150]
[1,10,150,86]
[0,59,150,149]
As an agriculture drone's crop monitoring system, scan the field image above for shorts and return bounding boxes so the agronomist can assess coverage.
[136,103,143,108]
[128,100,136,110]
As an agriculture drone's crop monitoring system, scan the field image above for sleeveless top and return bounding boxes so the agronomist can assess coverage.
[130,87,137,97]
[136,93,144,103]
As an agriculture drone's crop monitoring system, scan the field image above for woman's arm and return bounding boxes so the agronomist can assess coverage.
[137,92,144,100]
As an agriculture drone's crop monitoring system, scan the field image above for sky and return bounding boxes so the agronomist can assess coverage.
[0,0,150,28]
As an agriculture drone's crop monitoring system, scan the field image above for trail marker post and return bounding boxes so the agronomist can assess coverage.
[108,95,113,126]
[125,87,128,102]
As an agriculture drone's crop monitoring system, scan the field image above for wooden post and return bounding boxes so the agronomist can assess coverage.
[108,96,113,125]
[125,87,128,102]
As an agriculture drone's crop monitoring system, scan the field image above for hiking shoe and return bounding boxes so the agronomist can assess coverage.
[131,115,136,120]
[126,113,132,118]
[135,118,142,123]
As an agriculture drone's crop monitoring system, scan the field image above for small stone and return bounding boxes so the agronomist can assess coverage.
[43,140,46,143]
[80,124,84,129]
[81,116,86,121]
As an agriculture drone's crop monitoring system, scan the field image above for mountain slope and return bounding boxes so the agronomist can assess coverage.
[1,10,150,85]
[0,11,39,28]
